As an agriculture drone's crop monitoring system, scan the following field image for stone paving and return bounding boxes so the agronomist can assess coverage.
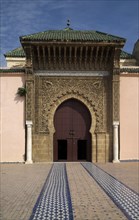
[97,162,139,193]
[67,163,127,220]
[0,164,52,220]
[0,162,139,220]
[81,162,139,220]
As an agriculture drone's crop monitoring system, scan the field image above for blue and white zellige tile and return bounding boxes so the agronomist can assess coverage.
[81,162,139,220]
[30,163,73,220]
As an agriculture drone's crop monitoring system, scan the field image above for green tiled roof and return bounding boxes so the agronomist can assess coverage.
[120,50,133,59]
[120,68,139,73]
[5,47,133,60]
[20,30,126,42]
[0,68,25,73]
[4,47,25,57]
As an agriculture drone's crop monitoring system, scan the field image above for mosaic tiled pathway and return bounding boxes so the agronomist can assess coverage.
[81,162,139,220]
[30,163,139,220]
[30,163,73,220]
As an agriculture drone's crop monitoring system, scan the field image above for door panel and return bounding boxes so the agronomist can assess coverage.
[58,140,67,160]
[78,140,87,160]
[54,99,91,161]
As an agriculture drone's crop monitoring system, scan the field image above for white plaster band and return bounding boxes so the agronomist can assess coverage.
[35,71,109,76]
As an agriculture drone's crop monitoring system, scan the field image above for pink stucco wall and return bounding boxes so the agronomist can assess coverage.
[0,74,25,162]
[120,75,139,160]
[0,73,138,162]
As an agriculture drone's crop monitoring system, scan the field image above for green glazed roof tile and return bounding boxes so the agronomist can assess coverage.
[120,50,133,59]
[120,68,139,73]
[20,30,126,42]
[4,47,25,57]
[0,68,25,73]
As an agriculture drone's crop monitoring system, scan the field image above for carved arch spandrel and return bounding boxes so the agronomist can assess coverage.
[34,76,108,162]
[36,77,104,133]
[47,94,97,162]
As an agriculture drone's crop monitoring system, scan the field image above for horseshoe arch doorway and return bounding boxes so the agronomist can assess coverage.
[53,98,92,161]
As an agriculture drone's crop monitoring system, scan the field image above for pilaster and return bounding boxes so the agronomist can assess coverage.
[113,121,120,163]
[25,121,33,164]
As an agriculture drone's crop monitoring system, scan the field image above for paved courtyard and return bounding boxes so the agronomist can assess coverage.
[0,162,139,220]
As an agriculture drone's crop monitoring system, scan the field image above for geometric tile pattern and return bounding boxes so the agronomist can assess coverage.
[81,162,139,220]
[29,163,73,220]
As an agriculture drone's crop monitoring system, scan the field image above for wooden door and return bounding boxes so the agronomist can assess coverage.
[54,99,91,161]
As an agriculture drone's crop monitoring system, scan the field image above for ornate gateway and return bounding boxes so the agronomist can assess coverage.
[20,27,125,162]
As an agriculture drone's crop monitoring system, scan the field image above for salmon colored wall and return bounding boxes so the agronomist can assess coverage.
[0,73,138,162]
[120,76,139,160]
[0,74,25,162]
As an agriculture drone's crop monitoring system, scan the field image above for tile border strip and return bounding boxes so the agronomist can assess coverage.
[29,164,54,220]
[65,163,74,219]
[81,162,139,220]
[94,163,139,196]
[29,163,73,220]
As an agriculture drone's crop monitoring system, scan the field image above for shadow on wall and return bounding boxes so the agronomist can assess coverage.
[14,91,25,129]
[14,94,24,103]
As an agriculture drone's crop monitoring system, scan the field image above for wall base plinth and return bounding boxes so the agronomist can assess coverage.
[112,159,120,163]
[25,160,33,164]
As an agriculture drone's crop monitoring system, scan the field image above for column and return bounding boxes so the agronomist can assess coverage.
[37,46,41,69]
[53,46,56,68]
[113,121,120,163]
[69,46,72,69]
[89,47,93,69]
[104,47,110,69]
[84,46,88,69]
[64,46,67,69]
[95,46,99,69]
[79,46,83,69]
[25,121,33,164]
[74,46,77,69]
[42,46,46,69]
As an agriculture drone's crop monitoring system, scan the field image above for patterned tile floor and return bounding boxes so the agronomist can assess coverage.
[67,163,127,220]
[82,162,139,220]
[1,162,139,220]
[29,162,139,220]
[29,163,73,220]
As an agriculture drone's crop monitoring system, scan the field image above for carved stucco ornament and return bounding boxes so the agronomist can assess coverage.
[35,77,106,133]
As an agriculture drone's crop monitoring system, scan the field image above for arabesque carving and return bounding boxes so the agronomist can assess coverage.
[35,77,106,133]
[112,76,120,121]
[26,80,34,120]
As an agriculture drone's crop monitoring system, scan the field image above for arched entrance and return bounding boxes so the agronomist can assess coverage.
[54,98,92,161]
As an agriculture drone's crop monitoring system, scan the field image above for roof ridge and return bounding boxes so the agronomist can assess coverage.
[96,31,125,40]
[20,29,126,42]
[4,47,25,57]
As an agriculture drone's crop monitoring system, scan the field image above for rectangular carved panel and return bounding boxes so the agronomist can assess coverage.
[26,80,34,120]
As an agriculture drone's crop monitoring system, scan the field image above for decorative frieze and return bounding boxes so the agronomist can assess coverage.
[32,45,113,71]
